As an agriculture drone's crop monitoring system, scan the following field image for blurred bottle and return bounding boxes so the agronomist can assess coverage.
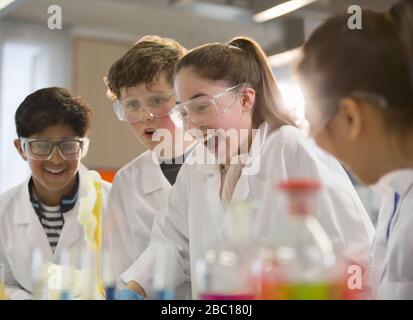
[31,249,49,300]
[58,249,78,300]
[194,202,256,300]
[79,248,98,300]
[102,247,116,300]
[252,243,287,299]
[254,179,345,300]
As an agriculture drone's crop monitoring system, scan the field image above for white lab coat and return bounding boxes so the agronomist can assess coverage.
[371,169,413,299]
[106,150,191,299]
[125,123,375,298]
[0,165,111,300]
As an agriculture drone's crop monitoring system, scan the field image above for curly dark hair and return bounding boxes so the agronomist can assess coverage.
[105,35,187,100]
[15,87,92,137]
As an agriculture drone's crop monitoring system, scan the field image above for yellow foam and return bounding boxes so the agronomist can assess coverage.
[93,182,103,249]
[92,181,105,297]
[0,284,7,300]
[77,171,104,299]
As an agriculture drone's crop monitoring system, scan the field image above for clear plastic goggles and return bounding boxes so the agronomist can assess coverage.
[20,137,90,161]
[113,91,174,123]
[305,91,389,137]
[304,98,338,137]
[169,83,245,132]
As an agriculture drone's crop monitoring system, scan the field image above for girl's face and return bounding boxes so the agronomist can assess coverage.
[174,67,255,161]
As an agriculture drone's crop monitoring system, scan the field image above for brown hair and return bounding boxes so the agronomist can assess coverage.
[174,36,296,130]
[297,0,413,132]
[105,35,187,100]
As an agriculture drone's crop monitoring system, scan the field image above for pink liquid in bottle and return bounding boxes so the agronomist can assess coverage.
[200,293,255,300]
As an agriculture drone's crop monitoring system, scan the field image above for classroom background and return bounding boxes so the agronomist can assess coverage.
[0,0,396,225]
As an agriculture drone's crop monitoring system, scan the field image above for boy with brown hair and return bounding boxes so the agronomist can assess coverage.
[105,35,193,300]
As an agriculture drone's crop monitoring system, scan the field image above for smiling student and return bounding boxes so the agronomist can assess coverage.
[297,0,413,299]
[0,87,111,299]
[122,36,375,299]
[104,35,194,299]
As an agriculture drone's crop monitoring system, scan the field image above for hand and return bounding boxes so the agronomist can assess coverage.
[126,280,147,297]
[117,289,145,300]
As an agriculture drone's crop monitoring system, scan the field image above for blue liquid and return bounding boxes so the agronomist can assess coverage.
[105,286,116,300]
[60,291,73,300]
[154,289,175,300]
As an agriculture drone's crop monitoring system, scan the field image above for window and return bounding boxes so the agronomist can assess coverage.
[0,19,71,193]
[0,42,40,193]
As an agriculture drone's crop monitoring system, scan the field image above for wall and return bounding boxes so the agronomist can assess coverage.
[72,37,147,171]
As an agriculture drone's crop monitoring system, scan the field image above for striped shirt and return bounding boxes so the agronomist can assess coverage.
[29,175,79,253]
[37,204,64,252]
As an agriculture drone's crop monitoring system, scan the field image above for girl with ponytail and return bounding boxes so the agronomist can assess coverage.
[297,0,413,299]
[123,36,374,299]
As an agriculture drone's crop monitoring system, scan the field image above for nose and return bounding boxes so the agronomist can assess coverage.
[48,146,64,163]
[136,109,154,123]
[185,121,199,139]
[186,119,199,131]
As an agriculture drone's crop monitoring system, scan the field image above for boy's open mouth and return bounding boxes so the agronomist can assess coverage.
[143,128,156,138]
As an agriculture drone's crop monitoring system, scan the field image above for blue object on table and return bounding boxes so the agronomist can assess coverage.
[117,288,145,300]
[154,289,175,300]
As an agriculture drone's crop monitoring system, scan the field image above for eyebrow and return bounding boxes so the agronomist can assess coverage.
[191,93,208,99]
[123,90,173,99]
[176,93,209,105]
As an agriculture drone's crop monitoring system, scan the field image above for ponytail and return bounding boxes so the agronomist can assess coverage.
[228,37,296,129]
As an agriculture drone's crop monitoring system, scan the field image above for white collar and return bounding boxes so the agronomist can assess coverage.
[371,168,413,196]
[142,150,171,193]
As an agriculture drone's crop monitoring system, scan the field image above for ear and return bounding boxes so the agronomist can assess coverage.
[338,98,363,140]
[240,87,256,113]
[14,139,28,161]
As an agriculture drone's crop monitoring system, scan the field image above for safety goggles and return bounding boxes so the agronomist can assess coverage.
[113,91,174,123]
[168,83,245,132]
[20,137,90,161]
[305,90,389,137]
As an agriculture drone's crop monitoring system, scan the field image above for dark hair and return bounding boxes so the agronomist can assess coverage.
[297,0,413,131]
[15,87,92,138]
[105,35,187,100]
[174,36,296,130]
